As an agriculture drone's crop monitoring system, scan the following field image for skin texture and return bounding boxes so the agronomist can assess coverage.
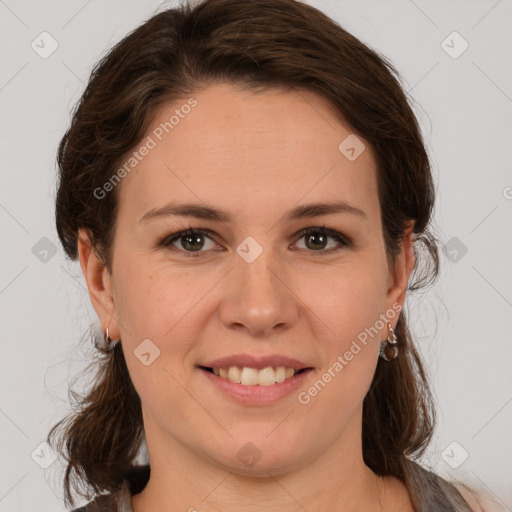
[78,83,416,511]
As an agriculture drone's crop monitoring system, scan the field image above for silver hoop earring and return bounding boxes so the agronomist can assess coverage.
[379,323,398,361]
[101,326,120,351]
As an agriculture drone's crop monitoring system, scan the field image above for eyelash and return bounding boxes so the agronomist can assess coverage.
[157,225,352,258]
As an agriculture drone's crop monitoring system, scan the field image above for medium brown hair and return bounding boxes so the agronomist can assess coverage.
[49,0,483,509]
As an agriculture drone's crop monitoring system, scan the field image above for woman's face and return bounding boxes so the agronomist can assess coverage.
[80,82,413,475]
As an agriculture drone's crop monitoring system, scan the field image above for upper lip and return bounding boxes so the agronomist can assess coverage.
[200,354,313,370]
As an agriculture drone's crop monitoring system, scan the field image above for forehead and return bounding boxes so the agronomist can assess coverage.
[116,83,379,227]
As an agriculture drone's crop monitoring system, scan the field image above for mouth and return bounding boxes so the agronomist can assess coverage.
[198,365,312,386]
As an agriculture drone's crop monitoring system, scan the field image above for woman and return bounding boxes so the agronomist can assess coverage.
[48,0,491,510]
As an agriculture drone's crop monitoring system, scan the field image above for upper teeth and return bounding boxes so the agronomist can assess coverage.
[213,366,297,386]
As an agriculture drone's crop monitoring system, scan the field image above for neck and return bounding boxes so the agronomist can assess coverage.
[131,412,396,512]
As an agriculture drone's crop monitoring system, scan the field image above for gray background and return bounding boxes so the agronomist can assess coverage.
[0,0,511,510]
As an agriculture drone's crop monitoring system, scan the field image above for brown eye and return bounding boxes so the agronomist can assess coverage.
[294,227,351,254]
[304,231,329,250]
[159,226,351,259]
[160,228,218,257]
[177,232,207,252]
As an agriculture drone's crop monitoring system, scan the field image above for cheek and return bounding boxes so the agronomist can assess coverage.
[115,261,204,419]
[112,254,221,363]
[112,251,178,330]
[295,268,385,422]
[298,259,389,343]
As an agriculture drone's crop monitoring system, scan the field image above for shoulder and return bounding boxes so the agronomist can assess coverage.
[69,465,150,512]
[70,492,117,512]
[403,460,478,511]
[455,482,507,512]
[70,491,119,512]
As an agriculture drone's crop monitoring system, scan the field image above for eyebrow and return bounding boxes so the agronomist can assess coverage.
[139,200,367,224]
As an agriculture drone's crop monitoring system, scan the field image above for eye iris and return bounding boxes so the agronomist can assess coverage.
[182,233,204,251]
[306,232,327,250]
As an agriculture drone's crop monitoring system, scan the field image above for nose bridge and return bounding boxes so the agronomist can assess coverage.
[240,247,280,299]
[235,231,280,288]
[220,241,297,336]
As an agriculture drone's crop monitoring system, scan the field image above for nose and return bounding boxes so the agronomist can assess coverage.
[219,250,299,338]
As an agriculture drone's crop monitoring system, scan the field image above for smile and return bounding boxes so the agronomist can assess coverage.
[200,366,307,386]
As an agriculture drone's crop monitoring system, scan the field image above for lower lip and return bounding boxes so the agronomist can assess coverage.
[198,367,314,405]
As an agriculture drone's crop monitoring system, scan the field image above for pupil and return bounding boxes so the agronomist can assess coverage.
[183,234,203,251]
[306,232,326,250]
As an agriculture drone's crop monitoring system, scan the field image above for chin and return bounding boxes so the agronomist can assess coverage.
[209,437,308,476]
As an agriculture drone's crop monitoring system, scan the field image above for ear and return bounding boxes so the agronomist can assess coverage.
[77,228,120,340]
[384,220,416,320]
